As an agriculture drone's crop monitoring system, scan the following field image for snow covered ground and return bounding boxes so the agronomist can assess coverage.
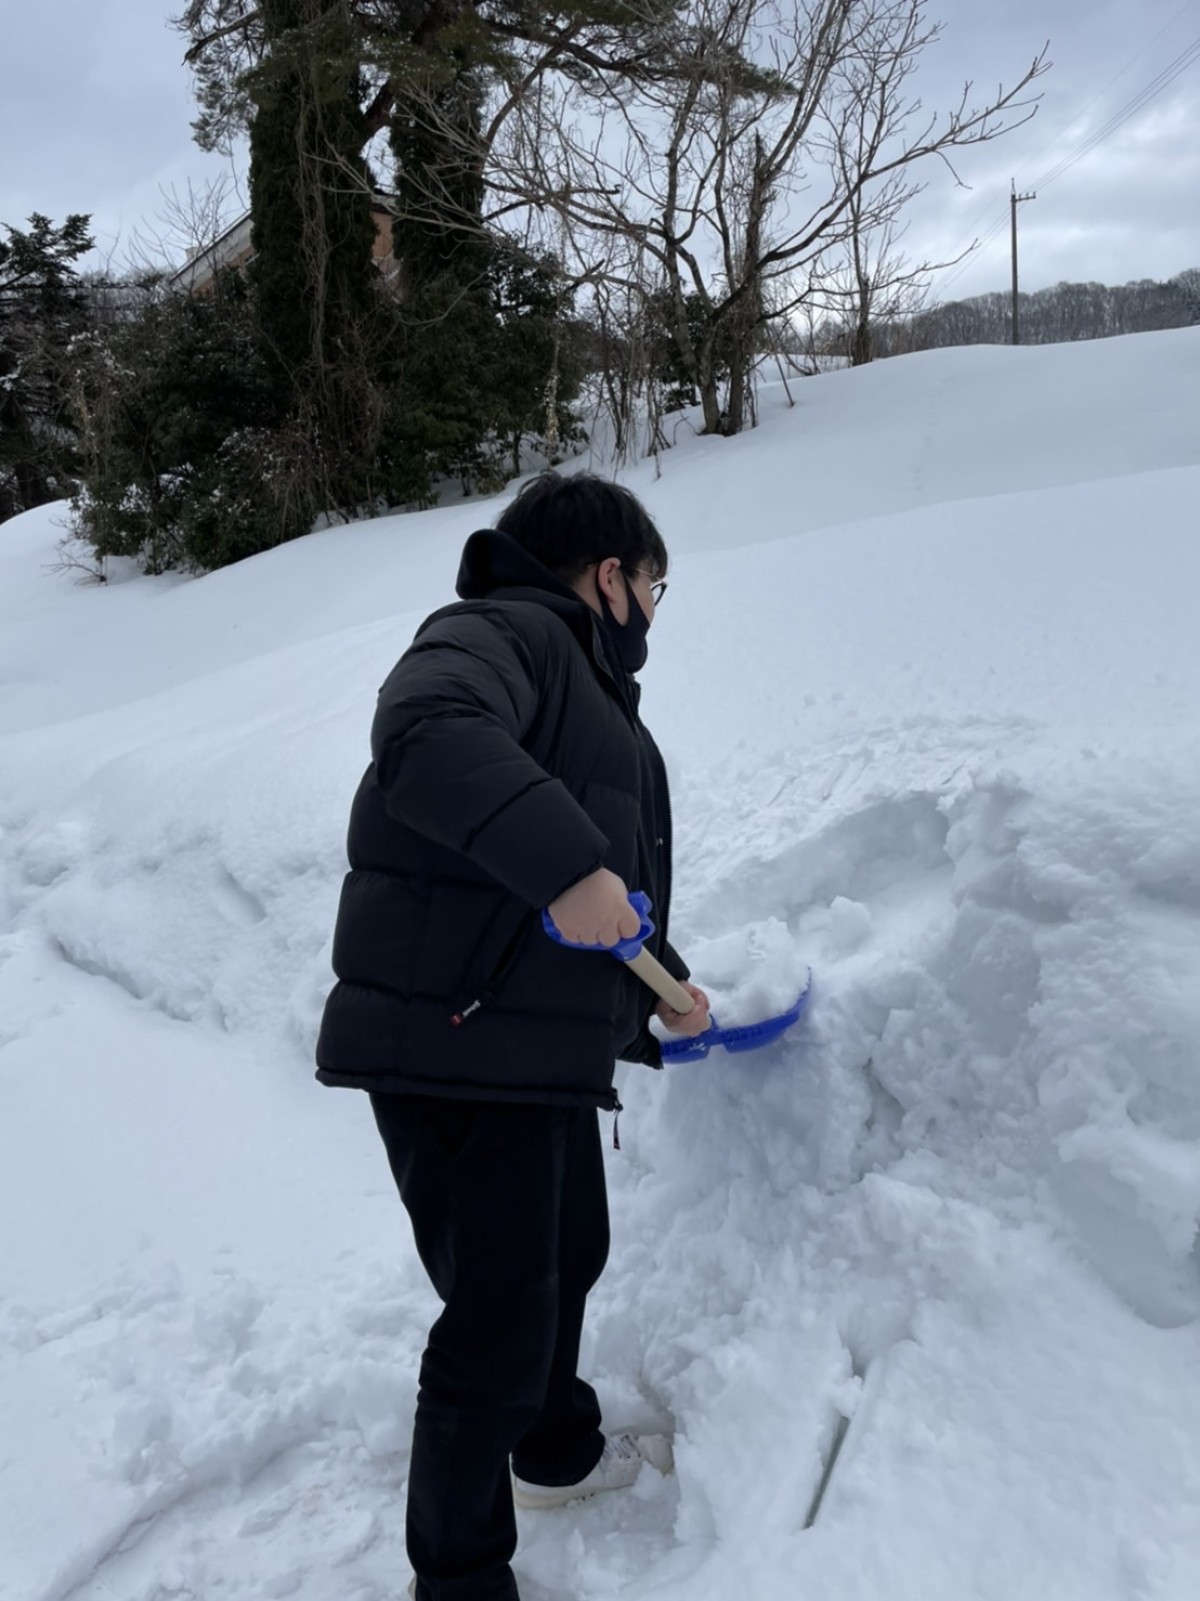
[2,328,1200,1601]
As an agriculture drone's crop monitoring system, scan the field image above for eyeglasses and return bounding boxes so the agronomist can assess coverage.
[630,569,668,606]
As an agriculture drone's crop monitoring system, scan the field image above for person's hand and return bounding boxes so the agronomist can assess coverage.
[547,868,641,948]
[656,982,711,1037]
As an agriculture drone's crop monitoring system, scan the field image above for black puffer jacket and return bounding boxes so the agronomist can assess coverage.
[315,529,688,1110]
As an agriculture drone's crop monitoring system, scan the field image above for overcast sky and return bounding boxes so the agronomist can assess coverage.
[1,0,1197,303]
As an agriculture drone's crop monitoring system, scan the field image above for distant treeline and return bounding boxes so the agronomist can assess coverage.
[864,271,1200,355]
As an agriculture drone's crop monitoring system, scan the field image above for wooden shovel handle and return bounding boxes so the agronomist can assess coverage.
[624,948,712,1031]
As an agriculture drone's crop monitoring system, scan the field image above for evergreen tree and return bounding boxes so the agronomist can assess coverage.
[0,213,93,523]
[177,0,683,496]
[247,0,392,517]
[388,58,583,491]
[71,273,294,572]
[485,252,584,477]
[646,289,735,413]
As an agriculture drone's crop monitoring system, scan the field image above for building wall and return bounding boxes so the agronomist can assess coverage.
[173,203,398,296]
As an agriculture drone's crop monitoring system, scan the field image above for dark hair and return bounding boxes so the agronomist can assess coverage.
[495,471,668,582]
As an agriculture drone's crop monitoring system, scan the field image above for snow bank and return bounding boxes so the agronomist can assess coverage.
[2,329,1200,1601]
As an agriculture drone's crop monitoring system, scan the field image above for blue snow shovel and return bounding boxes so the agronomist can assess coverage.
[542,891,810,1062]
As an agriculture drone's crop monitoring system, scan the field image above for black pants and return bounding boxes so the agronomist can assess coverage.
[370,1093,611,1601]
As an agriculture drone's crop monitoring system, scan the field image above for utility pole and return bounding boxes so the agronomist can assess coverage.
[1010,180,1036,345]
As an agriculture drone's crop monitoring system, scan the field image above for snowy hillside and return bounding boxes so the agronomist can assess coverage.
[2,329,1200,1601]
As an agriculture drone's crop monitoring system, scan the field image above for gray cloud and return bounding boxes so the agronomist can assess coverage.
[0,0,235,266]
[904,0,1200,297]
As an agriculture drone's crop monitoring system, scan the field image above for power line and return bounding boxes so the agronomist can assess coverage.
[939,1,1198,272]
[935,27,1200,299]
[1033,34,1200,191]
[1025,0,1196,175]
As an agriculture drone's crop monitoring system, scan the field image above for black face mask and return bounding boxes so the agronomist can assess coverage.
[598,572,651,675]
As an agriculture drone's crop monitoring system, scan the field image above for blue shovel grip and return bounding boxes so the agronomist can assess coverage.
[542,890,655,962]
[659,980,811,1063]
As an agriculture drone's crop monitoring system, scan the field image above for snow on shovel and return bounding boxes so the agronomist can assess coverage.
[542,891,810,1062]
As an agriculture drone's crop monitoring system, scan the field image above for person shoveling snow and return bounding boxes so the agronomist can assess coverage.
[316,472,719,1601]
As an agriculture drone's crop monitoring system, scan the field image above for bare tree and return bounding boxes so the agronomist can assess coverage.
[582,237,676,467]
[815,200,932,365]
[172,0,1048,458]
[122,174,245,282]
[488,0,1047,434]
[912,270,1200,350]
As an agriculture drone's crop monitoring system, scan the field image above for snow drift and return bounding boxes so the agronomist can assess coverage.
[2,328,1200,1601]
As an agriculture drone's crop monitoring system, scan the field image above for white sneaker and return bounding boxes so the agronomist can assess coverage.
[512,1432,672,1510]
[409,1573,565,1600]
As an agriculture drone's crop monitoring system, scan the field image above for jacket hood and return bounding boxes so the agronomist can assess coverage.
[450,526,638,709]
[456,528,582,604]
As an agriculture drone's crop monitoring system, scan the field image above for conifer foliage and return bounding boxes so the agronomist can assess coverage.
[0,214,93,524]
[70,272,291,572]
[247,0,391,522]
